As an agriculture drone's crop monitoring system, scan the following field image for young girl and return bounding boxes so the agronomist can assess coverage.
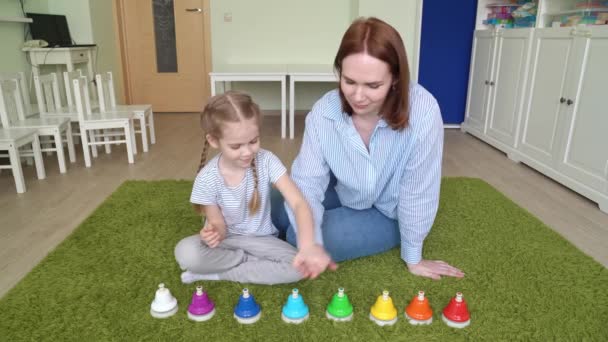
[175,91,335,285]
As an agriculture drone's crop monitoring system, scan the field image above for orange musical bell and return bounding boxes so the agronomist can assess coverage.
[404,290,433,325]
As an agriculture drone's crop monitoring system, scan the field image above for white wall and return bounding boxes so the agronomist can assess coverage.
[358,0,422,81]
[209,0,422,111]
[89,1,125,103]
[210,0,352,110]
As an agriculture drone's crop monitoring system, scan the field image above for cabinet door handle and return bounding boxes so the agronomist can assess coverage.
[485,80,489,85]
[490,81,495,86]
[185,8,203,12]
[566,99,574,106]
[560,97,566,103]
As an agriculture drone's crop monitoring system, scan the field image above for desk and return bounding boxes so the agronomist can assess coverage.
[23,47,96,101]
[287,64,337,139]
[210,64,288,138]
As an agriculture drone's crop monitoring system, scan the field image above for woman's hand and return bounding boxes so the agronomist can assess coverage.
[200,221,226,248]
[293,244,338,279]
[407,260,464,280]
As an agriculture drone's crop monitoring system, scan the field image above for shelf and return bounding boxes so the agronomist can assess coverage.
[546,7,608,15]
[0,16,33,23]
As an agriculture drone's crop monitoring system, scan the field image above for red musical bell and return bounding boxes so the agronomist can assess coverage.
[442,292,470,328]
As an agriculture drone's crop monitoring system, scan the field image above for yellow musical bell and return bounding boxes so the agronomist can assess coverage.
[369,290,398,326]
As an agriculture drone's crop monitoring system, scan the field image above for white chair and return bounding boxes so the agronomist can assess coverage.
[0,80,75,174]
[34,73,78,120]
[0,71,31,112]
[0,71,38,117]
[34,73,84,154]
[63,70,83,108]
[0,71,36,117]
[36,73,128,158]
[64,70,99,109]
[0,128,46,193]
[95,71,155,152]
[72,76,137,167]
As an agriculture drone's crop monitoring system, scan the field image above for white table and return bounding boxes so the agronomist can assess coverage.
[23,47,97,102]
[287,64,337,139]
[210,64,288,138]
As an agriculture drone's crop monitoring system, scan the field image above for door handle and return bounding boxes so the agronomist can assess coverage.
[560,97,566,103]
[185,8,203,12]
[566,99,574,106]
[489,81,495,86]
[485,80,489,85]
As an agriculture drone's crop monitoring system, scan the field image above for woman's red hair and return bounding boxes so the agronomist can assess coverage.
[334,17,410,129]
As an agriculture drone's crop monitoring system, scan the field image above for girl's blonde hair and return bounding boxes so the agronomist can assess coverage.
[194,91,262,215]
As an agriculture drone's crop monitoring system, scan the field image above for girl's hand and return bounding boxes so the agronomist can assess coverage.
[292,244,338,279]
[200,222,226,248]
[406,260,464,280]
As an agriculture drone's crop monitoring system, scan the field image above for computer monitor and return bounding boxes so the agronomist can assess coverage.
[26,13,95,47]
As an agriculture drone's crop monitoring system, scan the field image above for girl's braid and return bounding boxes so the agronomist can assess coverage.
[248,157,260,213]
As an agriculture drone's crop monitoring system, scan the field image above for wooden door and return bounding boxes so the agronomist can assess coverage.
[464,30,495,136]
[518,28,574,169]
[486,29,532,148]
[117,0,211,112]
[556,27,608,194]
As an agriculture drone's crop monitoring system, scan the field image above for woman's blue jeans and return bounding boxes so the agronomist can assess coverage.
[271,175,400,262]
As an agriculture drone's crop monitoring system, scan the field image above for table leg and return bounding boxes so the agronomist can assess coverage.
[281,76,287,139]
[86,48,97,100]
[289,77,295,139]
[31,63,40,77]
[57,65,67,105]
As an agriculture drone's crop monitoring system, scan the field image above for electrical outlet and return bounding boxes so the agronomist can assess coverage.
[224,12,232,22]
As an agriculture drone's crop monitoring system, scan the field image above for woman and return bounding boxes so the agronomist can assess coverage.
[273,17,463,280]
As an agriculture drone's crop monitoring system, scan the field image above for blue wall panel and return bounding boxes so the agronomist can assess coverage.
[418,0,478,124]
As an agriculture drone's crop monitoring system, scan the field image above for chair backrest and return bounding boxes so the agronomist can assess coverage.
[63,70,84,107]
[95,72,118,112]
[34,73,63,114]
[73,76,92,122]
[0,72,31,114]
[0,80,27,128]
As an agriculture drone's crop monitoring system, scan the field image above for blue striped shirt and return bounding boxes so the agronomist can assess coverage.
[286,85,443,264]
[191,149,287,236]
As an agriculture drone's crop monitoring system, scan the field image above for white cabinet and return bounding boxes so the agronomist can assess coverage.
[463,30,496,136]
[519,28,574,168]
[558,27,608,197]
[486,29,533,149]
[465,1,608,213]
[556,27,608,202]
[463,28,533,155]
[518,26,608,212]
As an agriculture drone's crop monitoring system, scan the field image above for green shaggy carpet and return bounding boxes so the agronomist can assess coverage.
[1,179,606,341]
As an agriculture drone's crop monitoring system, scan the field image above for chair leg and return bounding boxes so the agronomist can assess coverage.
[32,134,46,180]
[72,122,80,145]
[66,124,76,163]
[103,129,112,154]
[130,119,138,155]
[42,136,53,157]
[139,113,149,152]
[124,123,134,164]
[148,110,156,144]
[53,130,67,174]
[89,130,98,158]
[8,144,26,193]
[81,127,92,168]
